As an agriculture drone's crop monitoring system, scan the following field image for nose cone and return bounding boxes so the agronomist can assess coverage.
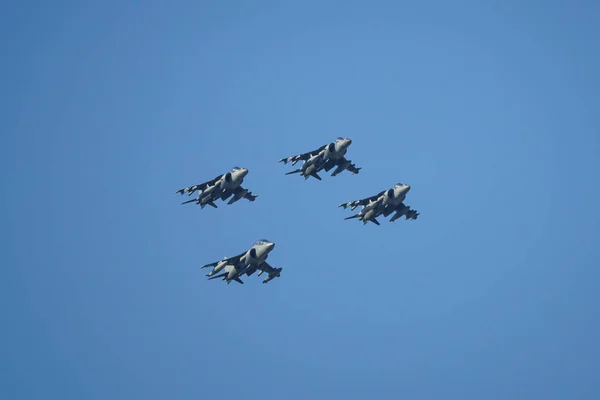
[404,185,411,193]
[343,138,352,148]
[239,168,248,178]
[266,242,275,252]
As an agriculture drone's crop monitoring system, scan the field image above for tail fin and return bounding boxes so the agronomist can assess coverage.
[310,172,322,181]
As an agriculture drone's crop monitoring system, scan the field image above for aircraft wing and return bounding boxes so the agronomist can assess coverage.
[345,160,361,175]
[244,260,277,277]
[323,159,337,172]
[332,157,362,175]
[220,189,233,201]
[257,261,277,274]
[200,251,245,270]
[383,202,406,217]
[338,190,386,210]
[278,144,327,165]
[176,174,222,196]
[238,186,258,202]
[244,191,258,201]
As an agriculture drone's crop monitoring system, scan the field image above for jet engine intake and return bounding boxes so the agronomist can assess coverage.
[324,142,336,157]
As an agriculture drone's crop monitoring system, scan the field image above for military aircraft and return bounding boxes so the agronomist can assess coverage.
[176,167,258,208]
[201,239,282,284]
[278,137,361,178]
[339,183,420,225]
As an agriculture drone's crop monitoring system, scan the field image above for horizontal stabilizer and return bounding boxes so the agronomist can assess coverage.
[344,214,359,220]
[181,199,196,205]
[310,172,322,180]
[207,272,227,280]
[285,169,301,175]
[233,277,244,284]
[201,261,217,269]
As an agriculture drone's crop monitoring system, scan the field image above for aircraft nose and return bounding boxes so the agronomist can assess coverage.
[405,185,411,192]
[240,169,249,177]
[345,139,352,146]
[267,242,275,251]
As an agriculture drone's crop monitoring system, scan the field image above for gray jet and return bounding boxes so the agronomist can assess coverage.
[201,239,282,284]
[176,167,258,208]
[278,137,361,179]
[339,183,420,225]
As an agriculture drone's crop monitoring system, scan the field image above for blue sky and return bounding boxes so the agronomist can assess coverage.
[2,0,600,398]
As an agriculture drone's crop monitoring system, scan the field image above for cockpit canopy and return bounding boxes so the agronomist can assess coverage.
[254,239,271,246]
[231,166,243,171]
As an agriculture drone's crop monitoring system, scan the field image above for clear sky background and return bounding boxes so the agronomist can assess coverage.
[2,0,599,399]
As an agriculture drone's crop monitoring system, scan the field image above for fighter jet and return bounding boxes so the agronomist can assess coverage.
[201,239,282,284]
[278,137,361,178]
[339,183,420,225]
[176,167,258,208]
